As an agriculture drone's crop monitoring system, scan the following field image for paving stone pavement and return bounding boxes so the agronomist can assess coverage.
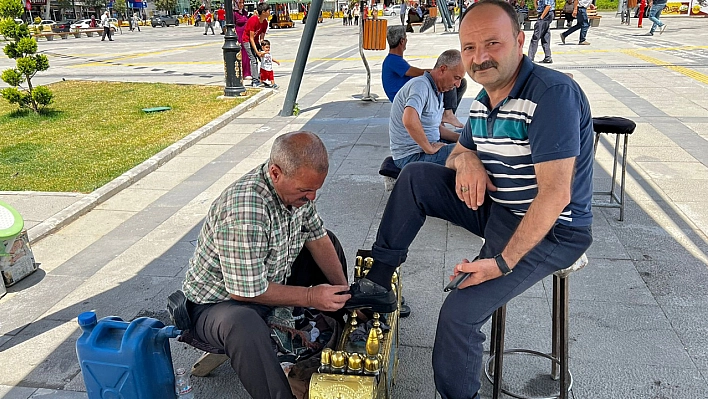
[1,12,708,399]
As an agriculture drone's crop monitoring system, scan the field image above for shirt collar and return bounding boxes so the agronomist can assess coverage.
[424,71,441,94]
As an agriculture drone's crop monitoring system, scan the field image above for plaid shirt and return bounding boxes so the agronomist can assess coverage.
[183,163,327,304]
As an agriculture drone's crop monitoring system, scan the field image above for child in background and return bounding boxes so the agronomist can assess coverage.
[259,40,281,89]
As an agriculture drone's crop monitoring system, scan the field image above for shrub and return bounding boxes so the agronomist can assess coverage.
[0,0,53,113]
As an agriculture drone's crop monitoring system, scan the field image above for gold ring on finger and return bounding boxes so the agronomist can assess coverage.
[460,186,469,192]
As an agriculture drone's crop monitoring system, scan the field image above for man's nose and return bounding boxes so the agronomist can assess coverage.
[305,192,317,201]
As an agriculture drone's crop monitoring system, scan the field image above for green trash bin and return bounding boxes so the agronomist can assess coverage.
[0,200,25,296]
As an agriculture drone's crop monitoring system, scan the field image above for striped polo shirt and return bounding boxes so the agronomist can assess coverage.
[459,56,594,227]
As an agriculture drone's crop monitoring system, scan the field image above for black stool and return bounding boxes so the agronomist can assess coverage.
[486,254,588,399]
[379,156,401,191]
[592,116,636,221]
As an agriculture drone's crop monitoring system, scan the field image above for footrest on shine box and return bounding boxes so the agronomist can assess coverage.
[309,249,402,399]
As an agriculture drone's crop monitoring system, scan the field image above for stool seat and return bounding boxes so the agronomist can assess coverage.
[592,116,636,221]
[592,116,636,135]
[553,253,588,279]
[379,156,401,179]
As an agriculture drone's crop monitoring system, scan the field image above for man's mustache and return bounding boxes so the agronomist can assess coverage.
[471,61,498,71]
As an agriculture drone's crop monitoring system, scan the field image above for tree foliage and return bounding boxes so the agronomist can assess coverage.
[154,0,178,13]
[0,0,53,113]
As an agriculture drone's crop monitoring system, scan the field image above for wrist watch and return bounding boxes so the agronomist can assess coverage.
[494,254,512,276]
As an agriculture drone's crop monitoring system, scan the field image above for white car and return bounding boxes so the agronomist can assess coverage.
[28,19,55,31]
[384,4,401,15]
[70,19,92,29]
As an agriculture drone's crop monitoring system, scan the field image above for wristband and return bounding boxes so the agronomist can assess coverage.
[494,254,513,276]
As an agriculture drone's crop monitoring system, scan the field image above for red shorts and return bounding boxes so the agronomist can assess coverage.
[260,69,274,82]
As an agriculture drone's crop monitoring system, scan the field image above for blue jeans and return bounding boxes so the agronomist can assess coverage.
[649,3,665,33]
[393,143,456,169]
[371,163,592,398]
[562,7,589,43]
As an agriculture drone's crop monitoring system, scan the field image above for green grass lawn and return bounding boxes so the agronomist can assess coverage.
[0,81,254,193]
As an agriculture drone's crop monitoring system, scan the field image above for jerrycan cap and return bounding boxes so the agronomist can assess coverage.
[78,311,97,327]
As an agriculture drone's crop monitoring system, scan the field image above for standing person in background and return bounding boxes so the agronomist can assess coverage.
[101,11,113,41]
[348,7,354,25]
[560,0,594,45]
[527,0,555,63]
[90,14,96,27]
[641,0,667,35]
[132,13,141,32]
[234,0,252,82]
[242,2,271,87]
[562,0,574,27]
[204,9,215,35]
[217,4,226,34]
[353,3,360,24]
[400,1,407,25]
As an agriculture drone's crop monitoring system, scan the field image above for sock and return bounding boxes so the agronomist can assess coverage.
[365,260,397,290]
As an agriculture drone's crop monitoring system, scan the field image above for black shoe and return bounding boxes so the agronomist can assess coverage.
[540,58,553,64]
[167,290,192,330]
[400,303,411,318]
[344,278,397,313]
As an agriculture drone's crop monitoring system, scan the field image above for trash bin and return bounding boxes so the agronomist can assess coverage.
[0,200,23,297]
[363,18,387,50]
[0,200,37,287]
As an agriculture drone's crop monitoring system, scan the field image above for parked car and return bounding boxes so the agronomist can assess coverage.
[150,15,179,27]
[384,4,401,15]
[52,20,75,32]
[70,19,92,29]
[28,19,56,32]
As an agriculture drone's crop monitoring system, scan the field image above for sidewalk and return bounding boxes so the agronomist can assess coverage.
[2,13,708,399]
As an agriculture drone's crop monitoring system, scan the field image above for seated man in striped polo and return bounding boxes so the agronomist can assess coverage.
[345,1,594,397]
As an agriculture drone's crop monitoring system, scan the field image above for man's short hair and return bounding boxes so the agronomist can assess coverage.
[434,49,462,69]
[387,25,406,49]
[460,0,520,37]
[257,3,271,14]
[270,131,329,176]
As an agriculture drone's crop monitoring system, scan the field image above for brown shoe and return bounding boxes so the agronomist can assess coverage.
[579,41,590,45]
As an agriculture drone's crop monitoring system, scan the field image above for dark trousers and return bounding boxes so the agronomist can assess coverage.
[101,26,112,41]
[442,78,467,113]
[528,11,554,61]
[371,163,592,398]
[188,230,347,399]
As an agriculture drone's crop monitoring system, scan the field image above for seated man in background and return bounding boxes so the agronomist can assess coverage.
[389,49,466,169]
[382,25,467,128]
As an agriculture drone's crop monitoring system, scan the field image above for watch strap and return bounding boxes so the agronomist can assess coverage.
[494,254,512,276]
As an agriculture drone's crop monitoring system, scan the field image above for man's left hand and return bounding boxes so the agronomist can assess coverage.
[449,258,502,289]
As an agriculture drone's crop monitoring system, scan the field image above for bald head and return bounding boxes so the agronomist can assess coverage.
[269,131,329,176]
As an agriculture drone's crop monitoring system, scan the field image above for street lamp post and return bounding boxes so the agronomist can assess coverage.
[223,0,245,96]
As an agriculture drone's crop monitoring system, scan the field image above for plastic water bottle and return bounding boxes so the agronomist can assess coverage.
[175,368,195,399]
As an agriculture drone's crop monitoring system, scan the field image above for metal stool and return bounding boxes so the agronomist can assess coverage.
[592,116,636,221]
[486,254,589,399]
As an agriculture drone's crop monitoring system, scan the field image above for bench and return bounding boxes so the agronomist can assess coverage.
[522,7,568,30]
[33,32,69,40]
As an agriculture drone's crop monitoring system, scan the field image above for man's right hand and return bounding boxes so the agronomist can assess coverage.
[425,142,446,154]
[454,152,497,210]
[307,284,351,311]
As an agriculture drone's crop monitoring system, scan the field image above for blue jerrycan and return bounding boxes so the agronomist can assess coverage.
[75,311,182,399]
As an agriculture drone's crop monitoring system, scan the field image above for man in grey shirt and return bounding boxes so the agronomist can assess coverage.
[389,50,466,169]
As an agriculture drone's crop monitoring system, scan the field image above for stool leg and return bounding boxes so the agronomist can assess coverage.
[610,134,620,205]
[560,276,570,399]
[551,275,560,381]
[492,306,506,399]
[593,132,601,154]
[620,134,628,221]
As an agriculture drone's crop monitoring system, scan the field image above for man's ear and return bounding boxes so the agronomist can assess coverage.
[269,163,283,182]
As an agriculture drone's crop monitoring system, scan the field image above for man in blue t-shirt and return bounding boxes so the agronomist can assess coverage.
[346,2,593,398]
[382,25,467,128]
